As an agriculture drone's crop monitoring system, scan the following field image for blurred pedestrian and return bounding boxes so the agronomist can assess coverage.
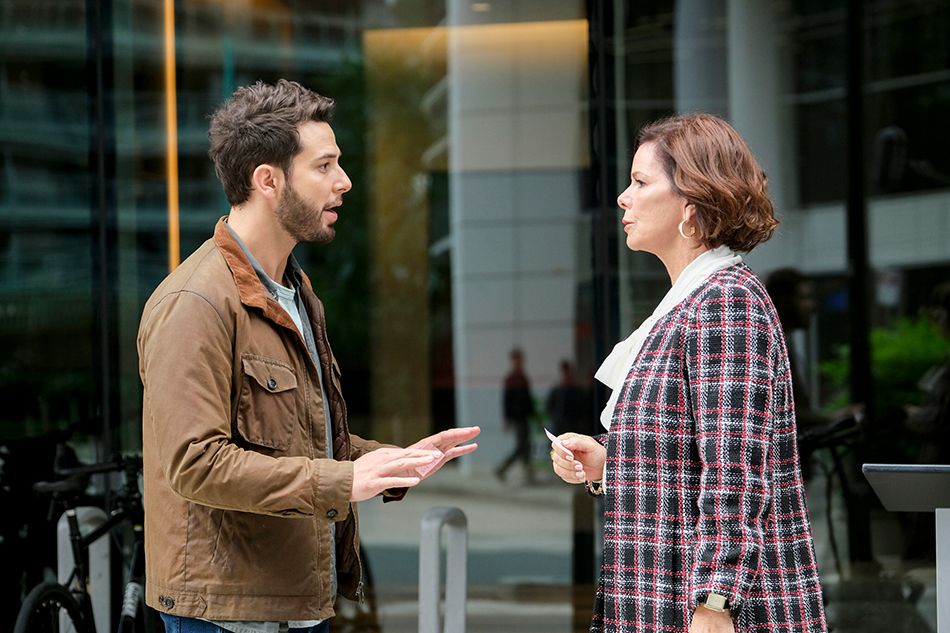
[496,348,536,483]
[546,360,581,437]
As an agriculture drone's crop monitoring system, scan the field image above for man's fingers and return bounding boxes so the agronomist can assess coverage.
[376,447,440,459]
[351,448,443,500]
[375,454,438,476]
[378,476,422,489]
[442,443,478,460]
[416,426,481,450]
[434,426,481,442]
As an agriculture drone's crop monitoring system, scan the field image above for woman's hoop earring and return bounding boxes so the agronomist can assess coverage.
[678,219,696,239]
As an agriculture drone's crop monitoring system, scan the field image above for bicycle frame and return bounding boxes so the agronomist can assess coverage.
[55,463,146,632]
[18,453,149,633]
[62,506,130,595]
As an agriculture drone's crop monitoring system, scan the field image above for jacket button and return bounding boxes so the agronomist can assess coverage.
[166,596,175,609]
[267,377,277,390]
[326,509,338,519]
[158,595,165,606]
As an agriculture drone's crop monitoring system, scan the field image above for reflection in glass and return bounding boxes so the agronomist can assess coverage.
[613,1,949,631]
[0,3,94,439]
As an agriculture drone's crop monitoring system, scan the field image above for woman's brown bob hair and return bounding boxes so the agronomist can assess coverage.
[637,113,778,252]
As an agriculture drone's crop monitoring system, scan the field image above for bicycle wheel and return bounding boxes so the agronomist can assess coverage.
[14,582,91,633]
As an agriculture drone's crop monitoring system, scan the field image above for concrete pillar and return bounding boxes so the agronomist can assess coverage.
[674,0,728,117]
[726,0,797,216]
[446,0,588,473]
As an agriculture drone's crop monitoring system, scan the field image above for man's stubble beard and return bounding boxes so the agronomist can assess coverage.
[276,181,335,245]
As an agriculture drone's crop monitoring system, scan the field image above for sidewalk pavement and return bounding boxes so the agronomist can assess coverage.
[356,462,940,633]
[353,465,591,632]
[358,464,583,585]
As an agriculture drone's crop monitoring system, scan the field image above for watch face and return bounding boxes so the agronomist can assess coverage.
[705,593,728,611]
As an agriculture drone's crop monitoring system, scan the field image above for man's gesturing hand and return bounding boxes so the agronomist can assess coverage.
[407,426,480,479]
[350,448,440,502]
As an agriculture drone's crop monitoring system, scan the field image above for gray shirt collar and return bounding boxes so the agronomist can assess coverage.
[225,221,306,297]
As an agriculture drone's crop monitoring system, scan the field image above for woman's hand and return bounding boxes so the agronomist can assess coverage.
[689,607,735,633]
[549,433,606,484]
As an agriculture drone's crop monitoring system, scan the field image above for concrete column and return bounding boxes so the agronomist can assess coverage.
[726,0,797,215]
[446,1,587,473]
[674,0,728,117]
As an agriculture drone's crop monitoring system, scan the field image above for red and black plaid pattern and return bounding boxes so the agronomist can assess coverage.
[592,264,827,633]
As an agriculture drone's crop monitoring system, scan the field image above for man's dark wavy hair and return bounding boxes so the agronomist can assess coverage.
[208,79,334,206]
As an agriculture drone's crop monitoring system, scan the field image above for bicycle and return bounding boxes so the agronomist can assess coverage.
[13,454,155,633]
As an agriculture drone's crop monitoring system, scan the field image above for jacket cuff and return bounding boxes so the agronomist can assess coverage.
[382,487,408,502]
[312,458,353,523]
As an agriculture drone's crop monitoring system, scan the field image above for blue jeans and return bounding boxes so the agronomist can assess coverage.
[159,613,329,633]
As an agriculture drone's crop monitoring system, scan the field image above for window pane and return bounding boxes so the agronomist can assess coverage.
[156,1,593,630]
[611,2,948,631]
[0,2,95,440]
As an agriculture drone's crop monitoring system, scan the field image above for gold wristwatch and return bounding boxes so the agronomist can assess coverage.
[701,592,729,612]
[585,479,604,496]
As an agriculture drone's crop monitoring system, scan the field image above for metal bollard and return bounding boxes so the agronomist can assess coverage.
[419,506,468,633]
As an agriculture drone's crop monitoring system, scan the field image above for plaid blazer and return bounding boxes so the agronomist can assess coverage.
[592,263,827,633]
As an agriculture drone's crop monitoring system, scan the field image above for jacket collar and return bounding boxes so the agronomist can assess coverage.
[213,217,313,330]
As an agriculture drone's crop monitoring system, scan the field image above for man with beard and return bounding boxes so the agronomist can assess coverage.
[137,80,479,633]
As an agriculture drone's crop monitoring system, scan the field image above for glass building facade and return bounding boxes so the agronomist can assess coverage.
[1,1,948,631]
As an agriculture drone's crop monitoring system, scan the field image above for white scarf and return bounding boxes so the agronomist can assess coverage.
[594,246,742,430]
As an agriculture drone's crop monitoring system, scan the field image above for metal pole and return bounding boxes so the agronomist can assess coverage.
[86,0,118,458]
[937,508,950,632]
[845,0,874,564]
[163,0,180,271]
[419,507,468,633]
[587,0,620,409]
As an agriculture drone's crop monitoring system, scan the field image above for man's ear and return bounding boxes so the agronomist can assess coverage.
[250,164,282,201]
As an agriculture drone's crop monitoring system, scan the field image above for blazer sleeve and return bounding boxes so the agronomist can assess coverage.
[684,282,774,615]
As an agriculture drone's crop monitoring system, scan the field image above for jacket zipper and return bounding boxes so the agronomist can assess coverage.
[312,297,364,604]
[355,541,365,605]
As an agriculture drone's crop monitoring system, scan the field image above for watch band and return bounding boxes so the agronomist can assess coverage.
[585,479,604,496]
[701,592,729,612]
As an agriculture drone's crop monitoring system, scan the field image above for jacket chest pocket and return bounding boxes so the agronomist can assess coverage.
[237,355,298,451]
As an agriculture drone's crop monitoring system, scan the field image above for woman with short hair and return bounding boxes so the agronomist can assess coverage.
[550,113,827,633]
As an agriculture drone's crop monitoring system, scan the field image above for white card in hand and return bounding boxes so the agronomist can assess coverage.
[545,428,574,460]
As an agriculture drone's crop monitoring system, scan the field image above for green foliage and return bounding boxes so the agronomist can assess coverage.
[820,316,950,460]
[822,316,949,410]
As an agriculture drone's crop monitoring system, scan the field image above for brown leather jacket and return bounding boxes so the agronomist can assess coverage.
[138,219,387,621]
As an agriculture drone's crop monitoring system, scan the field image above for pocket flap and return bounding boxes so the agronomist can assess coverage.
[241,356,298,393]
